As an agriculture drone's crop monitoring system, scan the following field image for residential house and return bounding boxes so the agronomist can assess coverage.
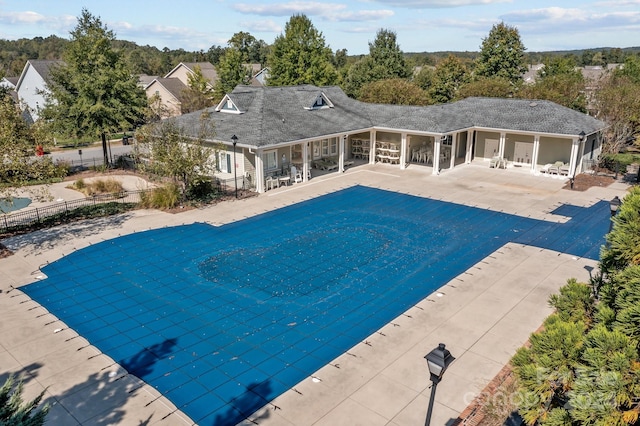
[137,74,157,89]
[144,62,217,119]
[0,76,18,91]
[250,67,269,86]
[145,77,188,119]
[164,62,218,87]
[171,84,606,193]
[15,59,62,121]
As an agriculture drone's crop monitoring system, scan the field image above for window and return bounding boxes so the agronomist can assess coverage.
[329,138,338,155]
[313,141,321,159]
[219,152,227,172]
[263,150,277,170]
[321,139,329,156]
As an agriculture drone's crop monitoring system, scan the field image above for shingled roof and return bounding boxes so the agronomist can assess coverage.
[172,84,606,148]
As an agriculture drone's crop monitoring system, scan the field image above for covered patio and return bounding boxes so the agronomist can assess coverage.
[172,85,606,193]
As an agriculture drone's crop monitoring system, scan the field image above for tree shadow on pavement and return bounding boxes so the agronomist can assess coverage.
[41,337,179,425]
[3,212,135,256]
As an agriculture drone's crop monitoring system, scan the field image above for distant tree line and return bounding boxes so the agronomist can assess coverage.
[2,11,640,162]
[1,28,638,78]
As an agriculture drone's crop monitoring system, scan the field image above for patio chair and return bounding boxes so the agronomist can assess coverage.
[265,176,277,191]
[291,166,303,183]
[548,161,564,175]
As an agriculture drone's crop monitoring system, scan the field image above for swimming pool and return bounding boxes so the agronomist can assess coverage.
[0,197,31,213]
[20,186,609,425]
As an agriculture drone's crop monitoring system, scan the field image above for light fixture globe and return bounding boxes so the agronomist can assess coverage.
[424,343,455,383]
[609,196,621,216]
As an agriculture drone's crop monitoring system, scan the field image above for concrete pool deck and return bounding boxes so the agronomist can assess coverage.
[0,163,629,425]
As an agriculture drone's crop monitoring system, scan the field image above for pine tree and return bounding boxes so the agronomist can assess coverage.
[181,65,216,113]
[344,29,411,98]
[267,14,338,86]
[475,22,527,85]
[41,9,147,165]
[0,375,49,425]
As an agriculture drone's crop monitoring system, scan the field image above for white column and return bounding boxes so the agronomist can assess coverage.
[400,133,407,170]
[568,138,580,178]
[531,135,540,173]
[255,149,265,193]
[465,130,473,164]
[499,132,506,159]
[369,130,376,165]
[576,137,586,175]
[339,136,345,172]
[432,137,441,175]
[303,142,310,182]
[449,133,457,169]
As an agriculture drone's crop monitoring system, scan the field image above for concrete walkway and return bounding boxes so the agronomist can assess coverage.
[0,163,629,425]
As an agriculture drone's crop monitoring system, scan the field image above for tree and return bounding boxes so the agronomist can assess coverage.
[214,46,253,100]
[457,76,515,99]
[593,56,640,154]
[180,65,216,113]
[429,54,469,104]
[206,45,225,66]
[475,22,527,85]
[358,78,429,105]
[267,14,338,86]
[413,66,435,92]
[513,188,640,426]
[135,111,219,198]
[0,91,63,204]
[227,31,265,64]
[0,375,49,425]
[344,29,411,98]
[538,56,580,80]
[600,187,640,275]
[41,9,148,165]
[518,73,587,112]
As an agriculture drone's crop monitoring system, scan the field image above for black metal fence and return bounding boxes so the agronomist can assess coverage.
[55,155,136,172]
[215,175,254,192]
[0,190,145,234]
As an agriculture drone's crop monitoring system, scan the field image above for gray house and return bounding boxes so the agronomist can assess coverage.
[172,84,606,193]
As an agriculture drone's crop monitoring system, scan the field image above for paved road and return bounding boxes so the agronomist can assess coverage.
[48,143,134,166]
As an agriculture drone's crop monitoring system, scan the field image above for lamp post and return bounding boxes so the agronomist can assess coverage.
[609,195,621,232]
[424,343,455,426]
[231,135,238,199]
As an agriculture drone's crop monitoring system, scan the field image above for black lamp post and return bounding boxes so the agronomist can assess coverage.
[231,135,238,199]
[424,343,455,426]
[609,195,621,232]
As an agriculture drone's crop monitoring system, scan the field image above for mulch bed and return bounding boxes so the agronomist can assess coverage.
[562,173,615,191]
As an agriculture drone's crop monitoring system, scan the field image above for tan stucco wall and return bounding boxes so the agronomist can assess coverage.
[474,131,500,159]
[504,133,534,163]
[538,137,572,165]
[146,83,181,118]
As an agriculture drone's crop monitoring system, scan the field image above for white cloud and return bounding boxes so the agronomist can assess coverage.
[500,7,640,34]
[0,10,49,24]
[0,10,75,31]
[366,0,510,8]
[233,1,393,22]
[234,2,346,16]
[242,19,282,33]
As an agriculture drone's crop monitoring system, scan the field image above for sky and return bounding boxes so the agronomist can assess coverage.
[1,0,639,55]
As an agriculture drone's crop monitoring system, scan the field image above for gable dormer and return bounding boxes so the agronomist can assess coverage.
[304,92,334,110]
[215,95,243,114]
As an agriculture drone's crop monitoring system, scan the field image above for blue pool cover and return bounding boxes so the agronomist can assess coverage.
[21,186,609,425]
